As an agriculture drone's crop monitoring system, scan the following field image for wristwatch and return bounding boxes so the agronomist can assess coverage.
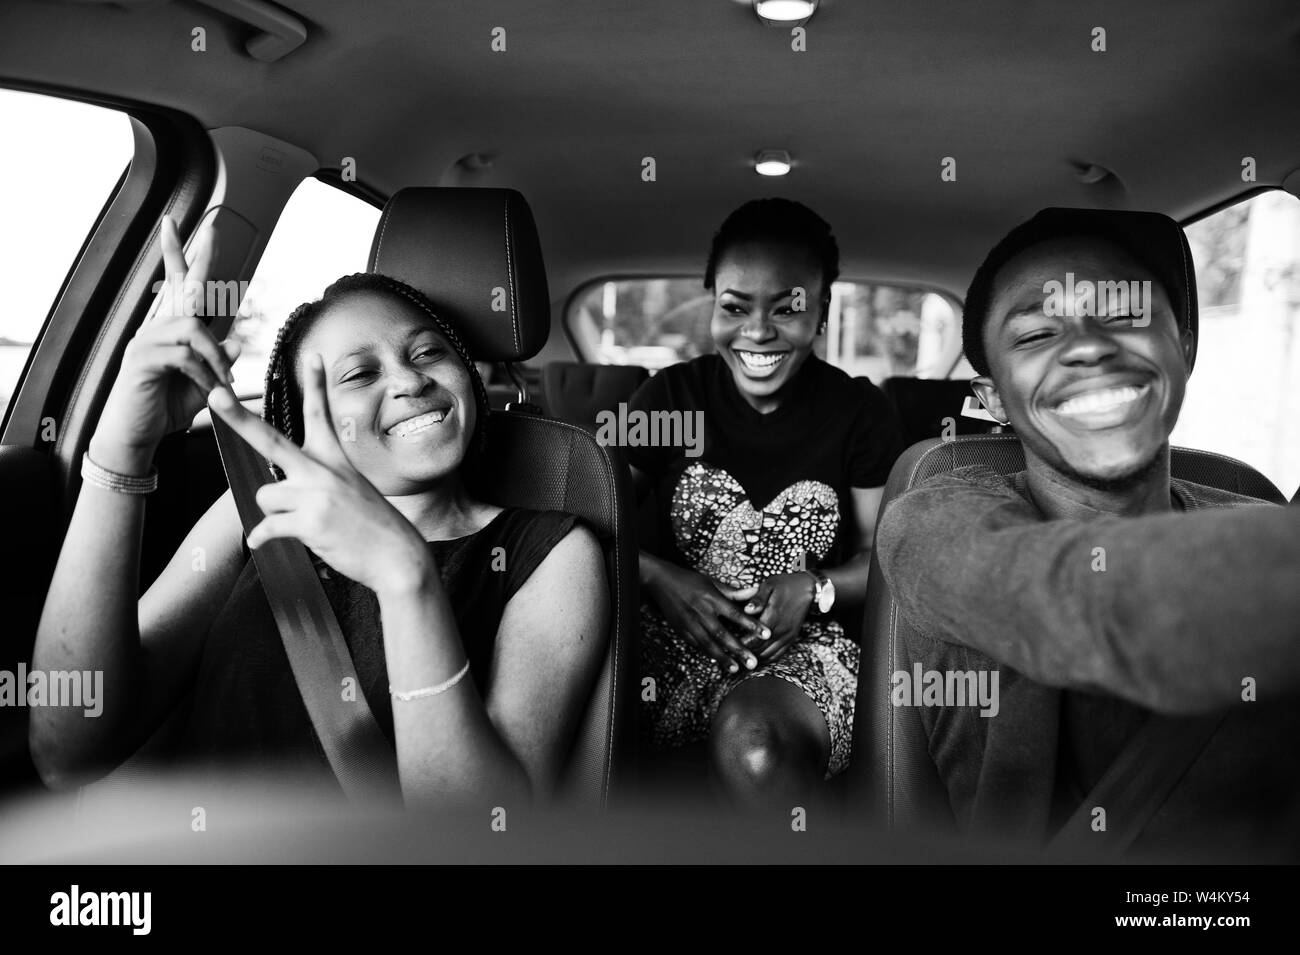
[807,570,835,615]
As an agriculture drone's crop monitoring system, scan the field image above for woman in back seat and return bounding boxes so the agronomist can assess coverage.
[628,199,907,802]
[30,217,609,807]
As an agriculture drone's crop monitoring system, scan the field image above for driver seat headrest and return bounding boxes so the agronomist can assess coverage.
[367,187,550,362]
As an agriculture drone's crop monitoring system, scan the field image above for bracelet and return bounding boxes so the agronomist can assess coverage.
[390,660,470,702]
[81,452,159,495]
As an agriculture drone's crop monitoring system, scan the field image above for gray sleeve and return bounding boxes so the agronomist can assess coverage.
[874,472,1300,714]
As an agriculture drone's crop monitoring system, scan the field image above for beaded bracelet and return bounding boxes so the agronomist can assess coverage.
[81,452,159,495]
[390,660,471,702]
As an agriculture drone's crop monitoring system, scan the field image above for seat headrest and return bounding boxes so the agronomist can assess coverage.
[962,207,1198,376]
[542,362,650,431]
[368,187,550,362]
[882,434,1287,506]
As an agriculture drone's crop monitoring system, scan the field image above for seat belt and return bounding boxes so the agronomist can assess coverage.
[1048,709,1226,855]
[211,414,401,804]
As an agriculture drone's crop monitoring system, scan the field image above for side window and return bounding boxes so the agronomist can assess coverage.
[228,178,381,396]
[0,89,133,423]
[566,277,966,379]
[1177,190,1300,497]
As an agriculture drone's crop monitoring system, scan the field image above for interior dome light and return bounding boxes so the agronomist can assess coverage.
[755,149,793,176]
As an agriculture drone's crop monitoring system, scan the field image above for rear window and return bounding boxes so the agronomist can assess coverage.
[566,277,966,379]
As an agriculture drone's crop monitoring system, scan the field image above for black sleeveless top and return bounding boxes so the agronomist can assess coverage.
[177,507,581,782]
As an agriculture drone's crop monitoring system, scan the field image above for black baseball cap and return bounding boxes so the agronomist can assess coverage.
[962,207,1198,377]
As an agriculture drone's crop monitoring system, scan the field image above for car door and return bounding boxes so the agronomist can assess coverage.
[0,86,213,792]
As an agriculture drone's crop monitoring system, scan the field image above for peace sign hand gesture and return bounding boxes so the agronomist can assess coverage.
[207,354,436,598]
[95,216,240,468]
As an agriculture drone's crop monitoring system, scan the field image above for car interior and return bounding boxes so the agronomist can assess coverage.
[1,0,1299,860]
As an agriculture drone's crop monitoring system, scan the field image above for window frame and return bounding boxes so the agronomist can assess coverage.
[1180,185,1276,230]
[0,83,215,497]
[313,166,389,212]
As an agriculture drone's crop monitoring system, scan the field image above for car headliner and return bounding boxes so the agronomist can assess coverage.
[3,0,1299,302]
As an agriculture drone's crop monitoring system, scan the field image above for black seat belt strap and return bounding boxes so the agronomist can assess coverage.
[1048,710,1225,855]
[211,413,401,804]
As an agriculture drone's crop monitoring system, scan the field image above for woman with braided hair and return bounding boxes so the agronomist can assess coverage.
[30,218,609,806]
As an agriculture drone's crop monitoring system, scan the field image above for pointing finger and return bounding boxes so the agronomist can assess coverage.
[185,221,219,293]
[300,353,346,462]
[208,386,315,476]
[160,216,187,281]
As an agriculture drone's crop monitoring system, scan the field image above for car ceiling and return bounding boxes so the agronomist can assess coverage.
[4,0,1300,302]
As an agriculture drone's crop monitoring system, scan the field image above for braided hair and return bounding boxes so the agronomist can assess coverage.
[261,273,491,477]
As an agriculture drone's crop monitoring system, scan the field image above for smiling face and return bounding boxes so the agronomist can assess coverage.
[296,291,477,495]
[972,235,1194,488]
[710,240,825,411]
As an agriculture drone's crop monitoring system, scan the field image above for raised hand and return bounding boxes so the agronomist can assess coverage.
[207,354,435,598]
[94,216,239,470]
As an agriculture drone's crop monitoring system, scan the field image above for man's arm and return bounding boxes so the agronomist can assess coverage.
[876,472,1300,714]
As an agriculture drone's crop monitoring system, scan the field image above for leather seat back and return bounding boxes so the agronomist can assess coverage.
[464,413,636,803]
[369,187,635,806]
[849,433,1287,829]
[542,361,648,433]
[880,377,994,445]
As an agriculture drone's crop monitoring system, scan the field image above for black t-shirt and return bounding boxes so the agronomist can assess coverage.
[625,353,906,570]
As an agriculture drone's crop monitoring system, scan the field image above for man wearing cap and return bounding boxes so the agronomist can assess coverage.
[873,208,1300,857]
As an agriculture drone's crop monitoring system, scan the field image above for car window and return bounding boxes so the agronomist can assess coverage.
[828,281,968,380]
[0,88,133,423]
[228,177,381,397]
[1175,190,1300,497]
[566,277,966,379]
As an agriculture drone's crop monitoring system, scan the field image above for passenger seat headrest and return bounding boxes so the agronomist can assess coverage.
[368,187,550,362]
[542,362,650,432]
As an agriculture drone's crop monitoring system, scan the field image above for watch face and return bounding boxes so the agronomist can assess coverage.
[816,577,835,613]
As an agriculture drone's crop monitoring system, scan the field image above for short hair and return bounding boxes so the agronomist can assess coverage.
[961,207,1198,377]
[703,198,841,294]
[261,273,490,474]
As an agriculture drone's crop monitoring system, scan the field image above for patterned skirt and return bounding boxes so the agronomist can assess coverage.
[639,603,860,778]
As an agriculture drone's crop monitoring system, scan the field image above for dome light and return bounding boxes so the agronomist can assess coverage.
[755,149,792,176]
[753,0,818,25]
